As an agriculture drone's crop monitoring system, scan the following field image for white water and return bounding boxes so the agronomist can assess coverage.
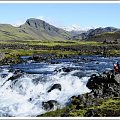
[0,63,90,117]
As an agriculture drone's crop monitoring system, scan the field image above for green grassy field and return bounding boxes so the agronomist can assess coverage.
[0,40,102,57]
[0,39,102,46]
[0,39,120,65]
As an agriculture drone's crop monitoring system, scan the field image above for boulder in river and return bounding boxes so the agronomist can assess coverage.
[42,100,60,111]
[1,73,8,78]
[55,67,73,73]
[8,69,23,81]
[47,84,61,93]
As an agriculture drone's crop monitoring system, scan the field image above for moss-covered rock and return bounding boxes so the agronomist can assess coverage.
[39,70,120,117]
[39,97,120,117]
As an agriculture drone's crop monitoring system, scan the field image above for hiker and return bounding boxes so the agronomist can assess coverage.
[114,62,120,74]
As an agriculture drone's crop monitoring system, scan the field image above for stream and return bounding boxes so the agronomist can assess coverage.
[0,55,119,117]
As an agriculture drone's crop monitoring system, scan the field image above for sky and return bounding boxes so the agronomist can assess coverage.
[0,3,120,29]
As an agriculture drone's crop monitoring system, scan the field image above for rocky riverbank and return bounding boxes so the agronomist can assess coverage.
[39,70,120,117]
[1,40,120,66]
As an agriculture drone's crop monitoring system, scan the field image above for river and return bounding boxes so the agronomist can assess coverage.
[0,55,119,117]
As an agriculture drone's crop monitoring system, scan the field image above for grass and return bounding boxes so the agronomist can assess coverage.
[0,40,102,46]
[0,24,34,40]
[0,48,80,65]
[0,38,119,65]
[39,97,120,117]
[0,49,79,56]
[0,40,102,65]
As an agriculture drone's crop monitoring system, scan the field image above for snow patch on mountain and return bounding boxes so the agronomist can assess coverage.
[62,25,94,32]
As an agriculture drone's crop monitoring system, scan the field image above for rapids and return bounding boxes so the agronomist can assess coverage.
[0,55,119,117]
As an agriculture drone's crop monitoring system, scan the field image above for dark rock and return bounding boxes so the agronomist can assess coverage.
[1,74,8,78]
[32,55,41,61]
[8,70,23,81]
[84,109,100,117]
[55,67,72,73]
[42,100,60,111]
[47,84,61,93]
[72,71,86,78]
[28,98,32,102]
[86,71,115,90]
[86,70,120,98]
[86,74,100,90]
[50,61,60,64]
[0,69,23,87]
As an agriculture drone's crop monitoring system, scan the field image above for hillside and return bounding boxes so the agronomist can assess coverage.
[72,27,120,42]
[0,24,34,40]
[0,18,71,41]
[0,19,120,42]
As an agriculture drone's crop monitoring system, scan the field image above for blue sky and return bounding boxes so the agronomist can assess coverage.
[0,3,120,28]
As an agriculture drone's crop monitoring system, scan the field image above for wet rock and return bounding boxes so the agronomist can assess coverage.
[62,67,72,72]
[32,54,56,61]
[42,100,60,111]
[72,71,86,78]
[50,61,60,64]
[86,70,120,98]
[0,69,23,87]
[32,55,41,61]
[28,98,32,102]
[86,74,100,90]
[8,70,23,81]
[55,67,72,73]
[1,74,8,78]
[47,84,61,93]
[86,70,115,90]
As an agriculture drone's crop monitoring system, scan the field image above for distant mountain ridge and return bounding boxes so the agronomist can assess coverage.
[72,27,119,41]
[0,18,120,41]
[0,18,71,41]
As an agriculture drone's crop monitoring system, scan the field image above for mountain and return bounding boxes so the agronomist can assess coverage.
[0,18,71,41]
[0,24,34,40]
[62,25,88,36]
[0,19,120,42]
[70,30,85,36]
[72,27,119,41]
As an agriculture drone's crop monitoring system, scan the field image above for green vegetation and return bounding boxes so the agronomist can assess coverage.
[0,24,34,40]
[89,31,120,42]
[0,19,120,65]
[0,39,104,65]
[0,40,102,46]
[1,38,120,65]
[40,97,120,117]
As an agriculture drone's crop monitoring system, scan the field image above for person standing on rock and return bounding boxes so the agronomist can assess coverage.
[114,62,120,74]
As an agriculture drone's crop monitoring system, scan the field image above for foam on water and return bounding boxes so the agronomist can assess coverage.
[0,55,117,117]
[0,63,90,117]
